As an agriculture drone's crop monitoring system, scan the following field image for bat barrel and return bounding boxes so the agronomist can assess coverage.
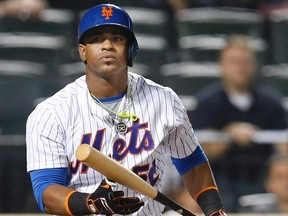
[76,144,157,198]
[76,144,197,216]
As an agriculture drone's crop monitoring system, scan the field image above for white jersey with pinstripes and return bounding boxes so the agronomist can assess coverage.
[26,72,200,216]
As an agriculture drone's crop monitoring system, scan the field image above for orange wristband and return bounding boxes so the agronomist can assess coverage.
[194,186,218,201]
[65,190,77,215]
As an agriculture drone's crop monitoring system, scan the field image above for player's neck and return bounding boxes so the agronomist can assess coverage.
[87,75,127,99]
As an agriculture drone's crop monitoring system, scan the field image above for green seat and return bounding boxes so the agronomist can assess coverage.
[0,9,75,38]
[0,9,76,59]
[0,60,46,134]
[134,34,168,70]
[0,33,67,73]
[260,64,288,96]
[123,7,169,38]
[57,61,85,88]
[178,35,267,65]
[269,8,288,64]
[160,61,221,95]
[175,7,264,38]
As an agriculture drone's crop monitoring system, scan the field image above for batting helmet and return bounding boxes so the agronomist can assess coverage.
[78,4,139,67]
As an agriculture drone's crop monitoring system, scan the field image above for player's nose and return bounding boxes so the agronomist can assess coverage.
[102,38,114,51]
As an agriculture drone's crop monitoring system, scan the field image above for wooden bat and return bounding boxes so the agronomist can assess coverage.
[76,144,196,216]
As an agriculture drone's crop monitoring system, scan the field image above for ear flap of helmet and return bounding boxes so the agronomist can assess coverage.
[128,39,138,67]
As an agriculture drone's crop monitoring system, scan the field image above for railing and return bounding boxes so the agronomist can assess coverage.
[194,129,288,144]
[1,129,287,146]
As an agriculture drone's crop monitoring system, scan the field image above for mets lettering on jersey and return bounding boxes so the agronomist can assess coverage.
[70,121,159,186]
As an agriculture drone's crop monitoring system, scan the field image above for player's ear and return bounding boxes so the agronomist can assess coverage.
[78,44,86,62]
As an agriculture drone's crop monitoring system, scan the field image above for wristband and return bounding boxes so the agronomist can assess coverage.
[65,191,91,215]
[195,187,226,216]
[210,209,227,216]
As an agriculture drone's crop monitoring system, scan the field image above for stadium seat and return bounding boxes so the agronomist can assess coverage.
[269,8,288,64]
[175,7,264,38]
[160,61,221,95]
[57,61,85,88]
[123,7,169,38]
[260,64,288,96]
[0,8,76,44]
[0,60,47,134]
[0,33,67,74]
[178,35,267,65]
[134,33,169,74]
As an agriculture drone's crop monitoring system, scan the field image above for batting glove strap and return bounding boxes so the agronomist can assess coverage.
[87,179,144,215]
[196,188,226,216]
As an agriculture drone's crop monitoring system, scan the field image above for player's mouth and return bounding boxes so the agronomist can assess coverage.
[99,54,116,61]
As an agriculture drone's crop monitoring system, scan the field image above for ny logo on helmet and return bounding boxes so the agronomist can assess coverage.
[102,6,113,19]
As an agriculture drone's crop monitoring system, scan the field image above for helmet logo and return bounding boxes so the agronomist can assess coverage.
[102,6,113,19]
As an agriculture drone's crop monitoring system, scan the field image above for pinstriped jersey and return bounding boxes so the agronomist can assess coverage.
[26,72,200,215]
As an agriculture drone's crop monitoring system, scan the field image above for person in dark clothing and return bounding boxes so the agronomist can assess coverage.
[188,34,288,212]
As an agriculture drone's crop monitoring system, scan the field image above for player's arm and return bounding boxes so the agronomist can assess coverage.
[29,167,73,214]
[30,168,143,215]
[172,146,227,216]
[43,184,74,214]
[182,162,226,216]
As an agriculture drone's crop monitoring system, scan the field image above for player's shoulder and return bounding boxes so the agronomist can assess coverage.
[31,76,87,114]
[129,72,177,96]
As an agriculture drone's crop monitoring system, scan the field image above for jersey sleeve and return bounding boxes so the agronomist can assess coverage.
[162,91,200,159]
[26,105,67,172]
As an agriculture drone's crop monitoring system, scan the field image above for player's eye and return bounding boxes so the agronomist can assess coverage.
[90,36,103,43]
[113,35,126,43]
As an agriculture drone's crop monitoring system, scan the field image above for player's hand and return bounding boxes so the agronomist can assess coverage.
[87,179,144,215]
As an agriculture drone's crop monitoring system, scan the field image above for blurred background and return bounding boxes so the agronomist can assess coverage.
[0,0,287,214]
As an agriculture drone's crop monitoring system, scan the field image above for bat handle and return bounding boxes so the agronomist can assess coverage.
[155,191,197,216]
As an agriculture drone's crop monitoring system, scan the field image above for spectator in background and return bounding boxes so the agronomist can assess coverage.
[264,153,288,213]
[0,0,47,19]
[188,34,288,212]
[238,153,288,213]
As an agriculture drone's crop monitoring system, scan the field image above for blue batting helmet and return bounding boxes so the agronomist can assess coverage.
[78,4,139,67]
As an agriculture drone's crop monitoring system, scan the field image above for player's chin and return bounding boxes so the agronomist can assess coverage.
[101,59,119,68]
[99,63,123,74]
[102,61,127,70]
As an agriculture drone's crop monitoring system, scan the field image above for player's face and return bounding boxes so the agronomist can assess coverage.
[220,46,255,90]
[78,26,129,78]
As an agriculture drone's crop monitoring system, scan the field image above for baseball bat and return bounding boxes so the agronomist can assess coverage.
[76,144,197,216]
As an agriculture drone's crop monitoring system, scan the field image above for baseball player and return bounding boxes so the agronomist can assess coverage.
[26,4,227,216]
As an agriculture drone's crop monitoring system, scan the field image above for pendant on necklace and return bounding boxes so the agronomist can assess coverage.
[116,122,128,134]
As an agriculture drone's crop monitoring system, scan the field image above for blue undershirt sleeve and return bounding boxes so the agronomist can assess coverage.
[171,145,208,176]
[29,168,68,212]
